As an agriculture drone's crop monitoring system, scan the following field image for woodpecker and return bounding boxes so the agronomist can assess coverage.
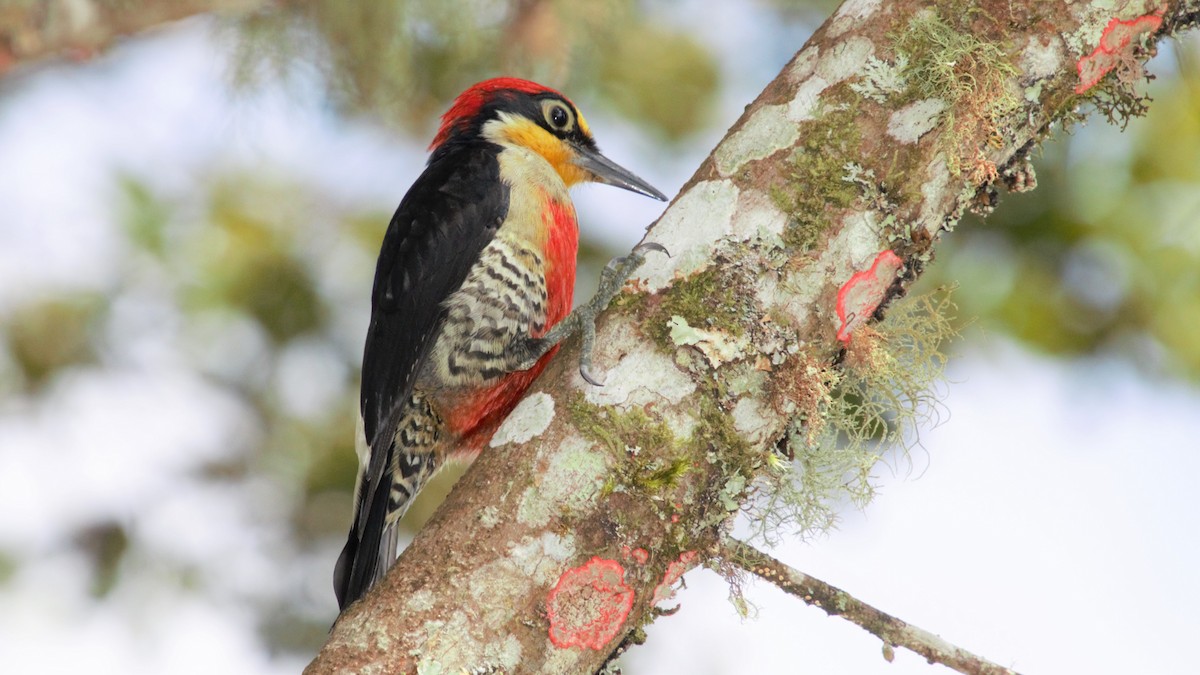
[334,78,667,612]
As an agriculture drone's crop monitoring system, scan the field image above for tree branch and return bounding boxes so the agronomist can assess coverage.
[719,536,1018,675]
[0,0,270,74]
[306,1,1200,672]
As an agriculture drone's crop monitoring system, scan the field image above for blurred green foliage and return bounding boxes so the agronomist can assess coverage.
[119,176,172,255]
[192,179,326,344]
[5,294,104,389]
[75,521,129,599]
[231,0,720,139]
[593,23,719,140]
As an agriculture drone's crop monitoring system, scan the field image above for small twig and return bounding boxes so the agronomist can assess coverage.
[719,536,1020,675]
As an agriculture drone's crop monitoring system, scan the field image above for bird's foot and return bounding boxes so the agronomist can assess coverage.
[514,242,669,385]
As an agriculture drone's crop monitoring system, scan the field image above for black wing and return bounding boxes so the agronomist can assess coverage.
[361,141,508,446]
[335,142,508,611]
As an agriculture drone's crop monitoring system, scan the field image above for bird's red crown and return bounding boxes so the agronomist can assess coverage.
[430,77,568,150]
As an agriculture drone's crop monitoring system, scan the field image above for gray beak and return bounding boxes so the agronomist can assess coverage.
[572,144,668,201]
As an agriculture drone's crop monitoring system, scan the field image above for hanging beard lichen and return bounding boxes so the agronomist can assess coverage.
[748,287,959,545]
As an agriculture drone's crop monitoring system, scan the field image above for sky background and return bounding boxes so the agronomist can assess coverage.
[0,3,1198,673]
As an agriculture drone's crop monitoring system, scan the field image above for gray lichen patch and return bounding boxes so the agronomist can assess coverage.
[732,397,777,446]
[733,188,789,243]
[887,98,947,143]
[668,315,750,367]
[848,54,909,103]
[714,104,799,177]
[1021,34,1066,104]
[478,505,501,529]
[638,180,739,292]
[543,644,582,674]
[827,0,882,38]
[836,211,890,268]
[789,37,874,123]
[753,272,784,322]
[815,36,875,84]
[490,391,555,447]
[583,347,697,409]
[1021,35,1064,81]
[788,75,833,122]
[517,435,608,528]
[414,611,522,674]
[788,46,820,83]
[465,564,534,631]
[467,532,576,610]
[518,532,576,574]
[334,605,395,661]
[916,154,952,234]
[406,589,437,613]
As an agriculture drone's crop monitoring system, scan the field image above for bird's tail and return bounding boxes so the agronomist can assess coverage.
[334,412,440,613]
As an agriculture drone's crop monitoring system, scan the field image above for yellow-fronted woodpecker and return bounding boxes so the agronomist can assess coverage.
[334,77,667,612]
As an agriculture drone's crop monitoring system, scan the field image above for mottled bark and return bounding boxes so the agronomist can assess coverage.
[307,1,1200,673]
[0,0,269,73]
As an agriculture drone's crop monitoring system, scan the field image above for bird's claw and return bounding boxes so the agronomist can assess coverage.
[579,364,604,387]
[601,241,670,278]
[519,243,669,386]
[635,241,670,257]
[576,305,603,386]
[573,243,669,387]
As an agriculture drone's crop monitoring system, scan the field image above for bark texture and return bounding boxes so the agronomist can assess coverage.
[308,0,1200,672]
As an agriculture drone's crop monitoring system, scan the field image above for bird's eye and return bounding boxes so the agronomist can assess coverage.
[542,101,573,131]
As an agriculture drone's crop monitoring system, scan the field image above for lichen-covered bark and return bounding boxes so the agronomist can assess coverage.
[0,0,269,73]
[307,1,1200,673]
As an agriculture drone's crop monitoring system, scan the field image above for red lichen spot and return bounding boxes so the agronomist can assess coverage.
[835,250,904,343]
[546,557,635,650]
[652,551,699,605]
[1100,13,1163,52]
[1075,11,1164,94]
[1075,52,1112,94]
[631,548,649,565]
[620,545,650,565]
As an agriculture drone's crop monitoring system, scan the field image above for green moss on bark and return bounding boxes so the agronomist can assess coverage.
[771,103,863,253]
